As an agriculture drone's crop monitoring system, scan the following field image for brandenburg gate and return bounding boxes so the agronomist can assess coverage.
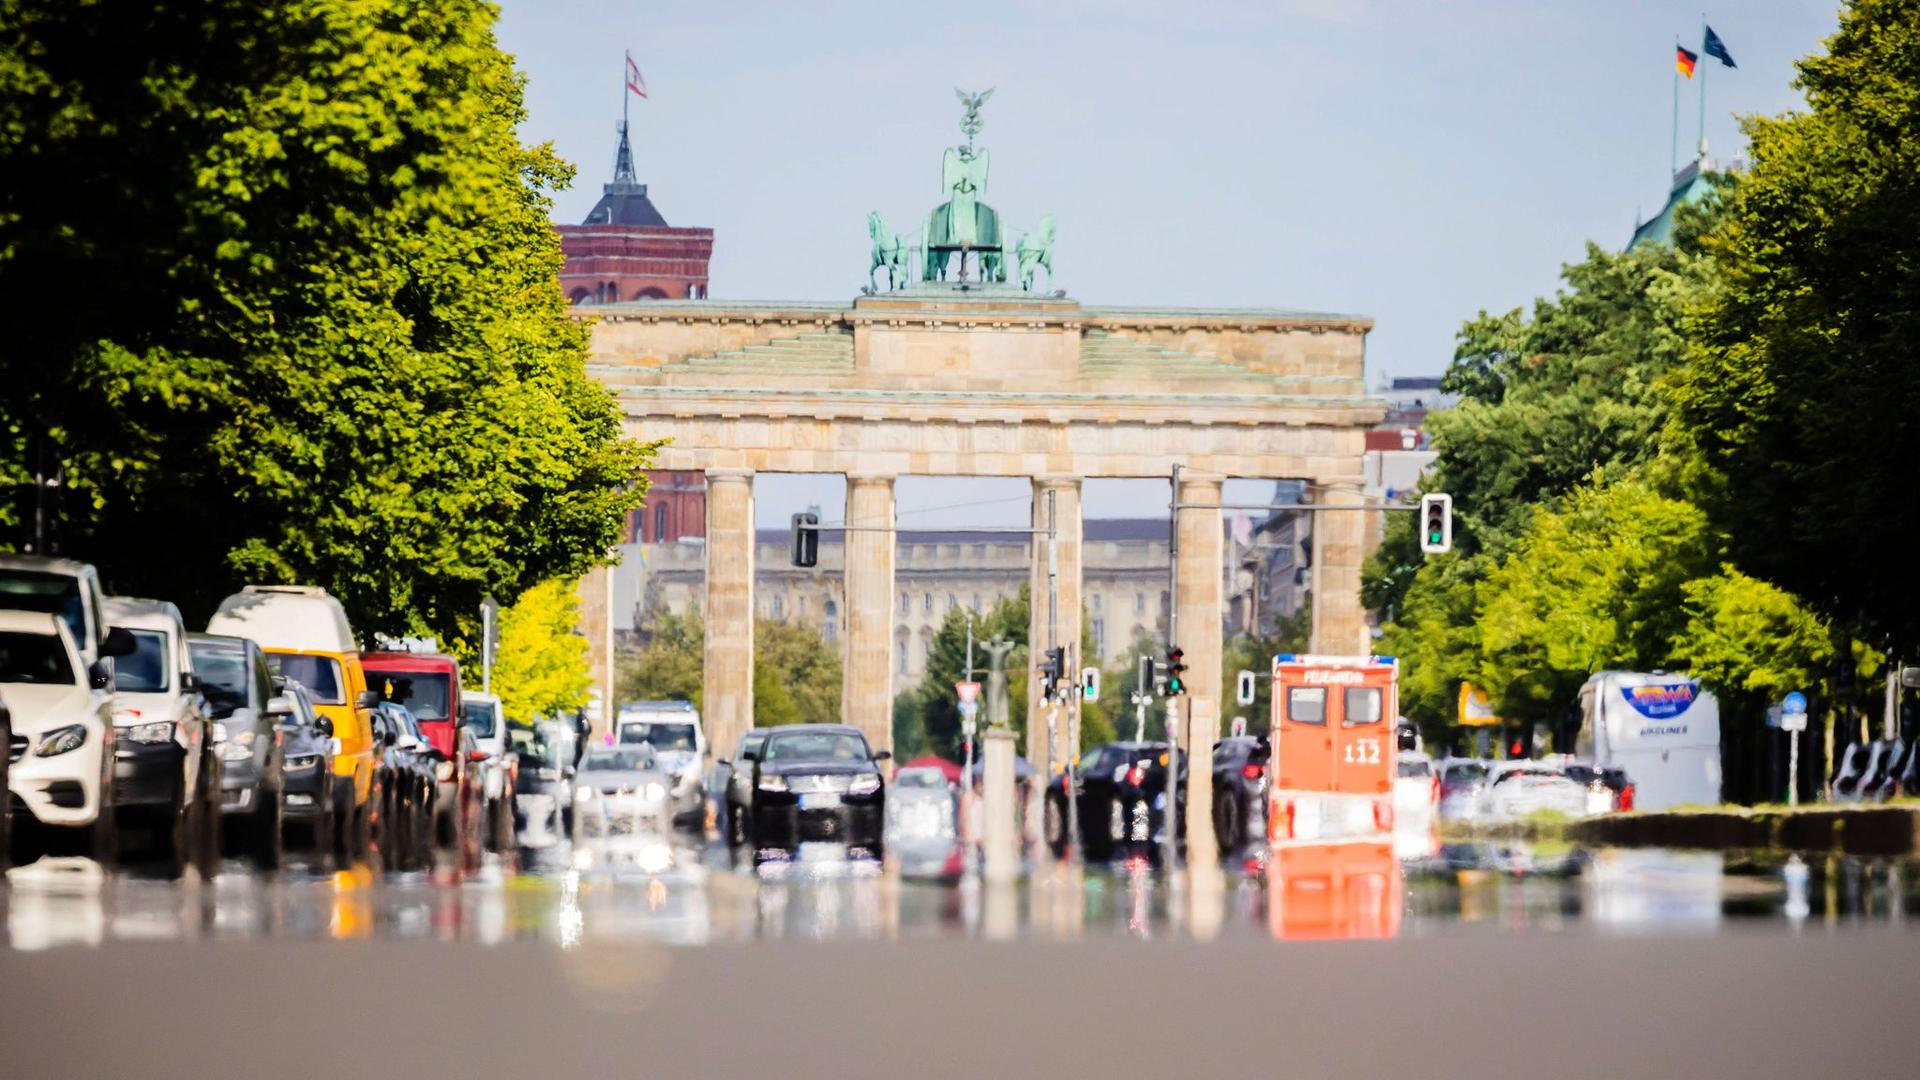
[578,92,1384,816]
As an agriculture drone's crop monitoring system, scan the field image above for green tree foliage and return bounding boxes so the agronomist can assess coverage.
[613,609,843,730]
[1671,0,1920,651]
[0,0,649,646]
[1218,601,1311,737]
[491,579,591,722]
[616,609,704,708]
[910,589,1031,759]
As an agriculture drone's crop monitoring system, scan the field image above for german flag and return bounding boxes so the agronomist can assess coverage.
[1676,44,1698,79]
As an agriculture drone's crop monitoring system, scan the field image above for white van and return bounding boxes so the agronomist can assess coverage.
[1575,671,1722,811]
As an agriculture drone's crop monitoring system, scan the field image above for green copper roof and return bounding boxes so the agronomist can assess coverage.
[1629,160,1714,250]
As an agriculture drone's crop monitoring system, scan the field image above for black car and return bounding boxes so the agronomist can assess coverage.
[1047,741,1186,860]
[268,677,337,858]
[743,724,888,853]
[1210,735,1269,850]
[187,632,287,868]
[717,726,770,846]
[1,690,11,866]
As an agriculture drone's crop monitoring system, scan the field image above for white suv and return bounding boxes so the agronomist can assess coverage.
[616,701,706,827]
[2,610,118,862]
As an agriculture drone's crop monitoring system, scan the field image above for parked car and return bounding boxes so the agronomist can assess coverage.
[0,554,137,668]
[1858,738,1908,803]
[188,632,289,865]
[616,701,707,827]
[1486,761,1592,819]
[102,597,221,868]
[1436,758,1494,822]
[1210,735,1269,850]
[460,691,516,851]
[573,743,673,838]
[2,610,118,862]
[360,649,477,856]
[1897,737,1920,798]
[207,585,380,859]
[1564,760,1636,814]
[1393,751,1439,834]
[1,689,10,864]
[1046,741,1184,860]
[1829,741,1873,803]
[372,701,438,869]
[717,727,770,846]
[267,677,337,858]
[742,724,888,854]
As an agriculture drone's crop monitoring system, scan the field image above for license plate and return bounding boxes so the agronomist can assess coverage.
[799,792,840,810]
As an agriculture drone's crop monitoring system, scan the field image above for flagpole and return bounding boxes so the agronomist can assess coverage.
[1696,16,1708,160]
[622,50,631,133]
[1671,40,1680,180]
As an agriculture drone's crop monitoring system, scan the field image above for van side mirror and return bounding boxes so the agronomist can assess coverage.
[357,689,382,709]
[741,749,758,763]
[315,716,334,738]
[101,626,137,658]
[87,658,113,690]
[266,695,295,718]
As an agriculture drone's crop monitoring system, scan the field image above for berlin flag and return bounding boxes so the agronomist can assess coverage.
[625,52,647,98]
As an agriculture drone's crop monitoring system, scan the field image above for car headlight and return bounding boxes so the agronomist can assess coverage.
[758,774,787,792]
[126,721,175,745]
[848,773,881,796]
[643,781,666,801]
[576,784,596,801]
[36,725,88,757]
[435,761,455,782]
[285,754,321,773]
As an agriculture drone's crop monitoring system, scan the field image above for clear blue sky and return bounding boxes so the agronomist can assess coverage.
[495,0,1839,524]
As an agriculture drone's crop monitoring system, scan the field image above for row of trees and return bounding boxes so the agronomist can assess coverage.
[0,0,649,668]
[1366,0,1920,801]
[616,610,846,734]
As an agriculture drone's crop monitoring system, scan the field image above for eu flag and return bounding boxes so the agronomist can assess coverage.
[1703,26,1737,69]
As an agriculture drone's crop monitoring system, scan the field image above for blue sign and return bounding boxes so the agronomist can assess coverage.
[1782,691,1808,716]
[1620,681,1700,720]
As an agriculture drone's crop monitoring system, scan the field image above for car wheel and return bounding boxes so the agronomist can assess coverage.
[253,784,284,872]
[1043,793,1067,855]
[1214,792,1241,851]
[90,750,118,866]
[727,802,747,847]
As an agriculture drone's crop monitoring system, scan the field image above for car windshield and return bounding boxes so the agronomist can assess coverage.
[1444,762,1490,784]
[462,699,500,738]
[0,630,75,685]
[270,654,344,706]
[620,720,696,751]
[1497,768,1563,784]
[763,731,870,764]
[584,747,655,772]
[1397,758,1432,778]
[0,570,85,651]
[114,628,170,693]
[378,671,451,721]
[190,645,249,713]
[896,768,948,788]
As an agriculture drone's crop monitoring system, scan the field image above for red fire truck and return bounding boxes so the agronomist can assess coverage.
[1266,654,1399,844]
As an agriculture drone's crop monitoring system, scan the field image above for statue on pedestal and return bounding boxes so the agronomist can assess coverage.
[983,635,1015,731]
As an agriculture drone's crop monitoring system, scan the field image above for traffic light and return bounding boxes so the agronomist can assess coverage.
[1419,492,1453,555]
[789,511,819,567]
[1037,646,1066,698]
[1165,646,1187,697]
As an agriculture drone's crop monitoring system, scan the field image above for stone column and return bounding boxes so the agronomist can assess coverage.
[1310,482,1369,656]
[842,474,896,751]
[1025,477,1083,767]
[1175,472,1224,864]
[702,470,754,762]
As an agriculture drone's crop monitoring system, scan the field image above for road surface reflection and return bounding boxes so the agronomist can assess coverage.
[5,831,1918,950]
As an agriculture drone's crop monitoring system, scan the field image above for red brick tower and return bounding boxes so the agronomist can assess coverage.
[558,121,713,304]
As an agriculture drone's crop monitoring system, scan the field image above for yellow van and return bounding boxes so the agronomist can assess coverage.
[206,585,377,854]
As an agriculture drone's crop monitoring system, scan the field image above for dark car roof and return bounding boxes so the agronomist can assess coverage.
[764,724,863,736]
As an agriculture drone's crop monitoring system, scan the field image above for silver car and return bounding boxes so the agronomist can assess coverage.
[1436,757,1495,822]
[1485,761,1591,820]
[572,744,673,838]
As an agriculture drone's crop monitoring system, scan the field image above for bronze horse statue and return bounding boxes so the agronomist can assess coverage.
[868,212,908,291]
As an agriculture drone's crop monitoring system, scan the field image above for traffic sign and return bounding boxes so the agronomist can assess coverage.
[1782,691,1808,715]
[1780,711,1808,733]
[956,681,980,706]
